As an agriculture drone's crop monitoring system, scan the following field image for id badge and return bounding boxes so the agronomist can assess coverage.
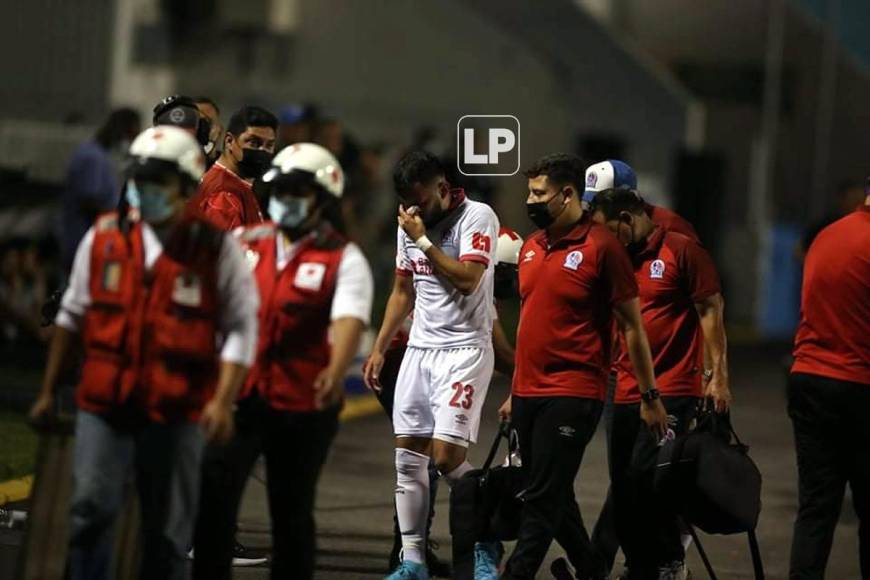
[102,261,122,292]
[172,273,202,307]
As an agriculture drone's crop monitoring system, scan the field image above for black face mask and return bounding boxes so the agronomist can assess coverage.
[526,193,564,229]
[238,148,273,179]
[494,263,519,300]
[196,118,212,149]
[620,218,645,256]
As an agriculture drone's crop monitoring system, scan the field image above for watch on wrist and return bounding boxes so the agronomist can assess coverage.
[641,388,660,403]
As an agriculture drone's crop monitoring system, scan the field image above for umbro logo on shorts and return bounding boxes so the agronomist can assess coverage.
[558,425,576,438]
[455,414,469,425]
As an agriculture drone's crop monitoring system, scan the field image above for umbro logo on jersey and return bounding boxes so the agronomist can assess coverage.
[523,250,536,262]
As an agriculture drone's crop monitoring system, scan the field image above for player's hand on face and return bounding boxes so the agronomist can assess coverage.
[498,395,512,423]
[640,397,668,440]
[363,353,384,393]
[398,205,426,242]
[313,368,343,410]
[200,399,235,444]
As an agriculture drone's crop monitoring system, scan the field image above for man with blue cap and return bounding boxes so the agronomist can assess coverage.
[583,160,699,242]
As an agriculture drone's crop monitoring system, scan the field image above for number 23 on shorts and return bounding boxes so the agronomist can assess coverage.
[449,382,475,409]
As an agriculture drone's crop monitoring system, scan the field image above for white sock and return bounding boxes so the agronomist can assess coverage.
[395,448,430,564]
[441,460,473,487]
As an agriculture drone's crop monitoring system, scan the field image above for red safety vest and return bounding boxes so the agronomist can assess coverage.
[238,222,346,412]
[77,212,222,422]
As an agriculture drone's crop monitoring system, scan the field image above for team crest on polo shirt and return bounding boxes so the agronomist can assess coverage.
[650,259,666,279]
[563,250,583,271]
[294,262,327,291]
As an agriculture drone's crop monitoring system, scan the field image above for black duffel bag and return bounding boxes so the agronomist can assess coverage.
[450,422,525,580]
[655,407,765,579]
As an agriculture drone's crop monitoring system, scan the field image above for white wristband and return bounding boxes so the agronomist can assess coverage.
[415,235,433,252]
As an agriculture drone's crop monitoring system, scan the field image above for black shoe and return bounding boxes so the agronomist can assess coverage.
[426,541,452,578]
[232,540,268,567]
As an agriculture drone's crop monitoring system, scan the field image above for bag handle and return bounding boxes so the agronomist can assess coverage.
[481,421,511,471]
[685,520,765,580]
[685,522,718,580]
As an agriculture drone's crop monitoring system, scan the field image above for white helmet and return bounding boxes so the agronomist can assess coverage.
[128,125,205,183]
[262,142,344,198]
[496,226,523,265]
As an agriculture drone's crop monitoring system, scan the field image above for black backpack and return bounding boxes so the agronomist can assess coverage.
[655,408,765,579]
[450,422,525,580]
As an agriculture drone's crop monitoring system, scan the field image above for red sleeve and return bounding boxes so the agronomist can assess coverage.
[199,191,243,231]
[600,233,638,305]
[679,240,721,301]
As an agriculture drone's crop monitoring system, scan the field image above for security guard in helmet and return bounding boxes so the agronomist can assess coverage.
[193,143,374,580]
[30,126,259,580]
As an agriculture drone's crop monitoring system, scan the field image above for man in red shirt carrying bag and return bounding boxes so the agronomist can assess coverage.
[29,126,258,580]
[500,154,667,580]
[788,184,870,579]
[592,186,730,580]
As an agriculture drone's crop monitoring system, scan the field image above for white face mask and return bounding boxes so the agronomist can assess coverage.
[268,196,309,228]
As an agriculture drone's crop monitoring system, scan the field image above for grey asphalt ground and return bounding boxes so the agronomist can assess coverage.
[229,345,863,579]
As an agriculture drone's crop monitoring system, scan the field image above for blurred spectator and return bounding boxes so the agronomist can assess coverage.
[194,96,224,167]
[277,104,317,149]
[0,238,49,344]
[60,108,141,271]
[313,117,361,176]
[798,180,866,259]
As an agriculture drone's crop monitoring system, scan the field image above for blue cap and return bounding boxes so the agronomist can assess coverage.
[278,104,305,125]
[583,160,637,204]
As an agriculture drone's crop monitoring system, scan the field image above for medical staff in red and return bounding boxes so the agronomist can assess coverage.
[788,183,870,578]
[500,154,667,580]
[30,126,258,580]
[591,186,729,580]
[193,143,373,580]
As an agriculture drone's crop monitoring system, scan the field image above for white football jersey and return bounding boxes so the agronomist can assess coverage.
[396,197,499,349]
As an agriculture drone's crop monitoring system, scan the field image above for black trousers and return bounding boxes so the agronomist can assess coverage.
[591,375,621,574]
[193,395,339,580]
[604,396,698,579]
[502,395,604,580]
[787,372,870,579]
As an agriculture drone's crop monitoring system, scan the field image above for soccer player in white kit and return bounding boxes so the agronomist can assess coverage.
[364,151,500,579]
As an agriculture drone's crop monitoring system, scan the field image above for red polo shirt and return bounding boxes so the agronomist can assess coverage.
[189,162,263,231]
[513,216,638,400]
[615,228,721,403]
[792,206,870,385]
[645,202,699,243]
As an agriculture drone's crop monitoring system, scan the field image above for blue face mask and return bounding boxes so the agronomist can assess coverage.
[268,196,309,229]
[126,180,175,223]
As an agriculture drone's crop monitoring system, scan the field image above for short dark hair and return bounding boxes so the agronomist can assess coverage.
[193,96,220,115]
[524,153,587,191]
[227,105,278,136]
[393,150,445,195]
[592,186,646,221]
[95,108,141,148]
